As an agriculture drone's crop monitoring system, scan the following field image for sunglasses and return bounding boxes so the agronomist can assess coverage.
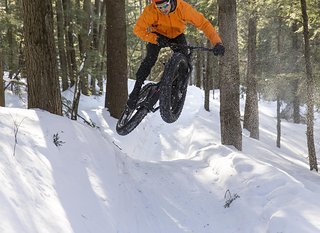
[156,1,170,10]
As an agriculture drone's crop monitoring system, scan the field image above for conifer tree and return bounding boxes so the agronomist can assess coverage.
[22,0,62,115]
[105,0,128,118]
[300,0,318,172]
[218,0,242,150]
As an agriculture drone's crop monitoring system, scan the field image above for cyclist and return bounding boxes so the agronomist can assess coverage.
[127,0,225,109]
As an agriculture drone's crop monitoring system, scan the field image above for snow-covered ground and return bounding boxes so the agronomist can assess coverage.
[1,80,319,233]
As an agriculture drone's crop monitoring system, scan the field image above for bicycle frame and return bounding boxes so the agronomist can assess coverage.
[137,44,214,112]
[136,83,161,113]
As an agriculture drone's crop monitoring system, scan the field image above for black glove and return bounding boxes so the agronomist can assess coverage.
[156,35,170,48]
[213,43,225,56]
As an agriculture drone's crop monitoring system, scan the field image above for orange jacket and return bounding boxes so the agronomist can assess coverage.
[133,0,222,46]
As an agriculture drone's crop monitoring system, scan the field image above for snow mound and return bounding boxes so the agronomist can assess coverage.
[1,84,320,233]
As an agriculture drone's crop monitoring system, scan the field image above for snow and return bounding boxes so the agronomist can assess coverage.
[1,80,320,233]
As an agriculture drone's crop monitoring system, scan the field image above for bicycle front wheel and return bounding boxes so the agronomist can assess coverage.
[159,52,189,123]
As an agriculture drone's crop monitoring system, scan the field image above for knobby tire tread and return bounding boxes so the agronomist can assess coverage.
[159,53,188,123]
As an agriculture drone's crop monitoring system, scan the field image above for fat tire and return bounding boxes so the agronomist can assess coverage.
[116,106,148,135]
[159,53,189,123]
[116,83,158,135]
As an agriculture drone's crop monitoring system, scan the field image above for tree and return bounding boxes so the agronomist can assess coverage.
[55,0,69,91]
[77,0,91,96]
[204,39,214,111]
[195,49,203,89]
[91,0,105,95]
[0,49,4,107]
[276,15,282,148]
[300,0,318,172]
[291,21,301,124]
[62,0,77,87]
[105,0,128,118]
[22,0,62,115]
[218,0,242,150]
[243,0,259,139]
[1,0,22,94]
[5,0,14,81]
[69,0,92,120]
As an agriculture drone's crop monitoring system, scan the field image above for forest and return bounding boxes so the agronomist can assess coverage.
[0,0,319,170]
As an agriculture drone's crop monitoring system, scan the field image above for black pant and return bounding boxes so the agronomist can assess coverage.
[133,34,188,91]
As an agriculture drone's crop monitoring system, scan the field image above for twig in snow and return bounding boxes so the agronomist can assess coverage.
[224,189,240,208]
[61,100,99,129]
[53,132,65,147]
[11,115,26,157]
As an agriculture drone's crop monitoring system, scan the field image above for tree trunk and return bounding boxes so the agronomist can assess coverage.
[276,96,281,148]
[0,49,4,107]
[22,0,62,115]
[292,78,300,123]
[5,0,14,82]
[56,0,69,91]
[97,0,107,95]
[195,51,202,88]
[218,0,242,150]
[276,15,282,148]
[77,0,91,96]
[291,22,301,124]
[90,0,101,95]
[98,28,107,95]
[300,0,318,172]
[63,0,77,87]
[243,9,259,140]
[105,0,128,118]
[204,40,213,111]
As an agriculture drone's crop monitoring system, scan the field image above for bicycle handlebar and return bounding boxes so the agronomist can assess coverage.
[168,43,214,52]
[188,46,215,52]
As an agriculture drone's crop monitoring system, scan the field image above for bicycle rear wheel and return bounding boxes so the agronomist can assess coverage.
[116,83,156,135]
[159,52,189,123]
[116,106,148,135]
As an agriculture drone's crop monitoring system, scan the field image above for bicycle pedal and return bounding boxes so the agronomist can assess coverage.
[151,106,160,112]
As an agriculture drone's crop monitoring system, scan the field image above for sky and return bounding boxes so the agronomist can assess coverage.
[0,80,320,233]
